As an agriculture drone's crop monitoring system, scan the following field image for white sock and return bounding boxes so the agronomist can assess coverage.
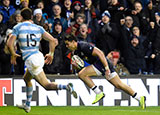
[132,92,141,101]
[91,85,102,94]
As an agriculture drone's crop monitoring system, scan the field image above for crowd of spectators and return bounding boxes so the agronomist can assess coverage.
[0,0,160,76]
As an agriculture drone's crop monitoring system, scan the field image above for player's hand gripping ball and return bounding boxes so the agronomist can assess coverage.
[71,55,84,69]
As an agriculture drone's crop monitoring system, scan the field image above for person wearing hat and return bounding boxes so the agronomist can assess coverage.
[0,0,16,23]
[95,10,120,56]
[33,8,48,27]
[124,35,147,74]
[20,0,29,8]
[66,13,86,36]
[72,1,82,18]
[43,18,70,74]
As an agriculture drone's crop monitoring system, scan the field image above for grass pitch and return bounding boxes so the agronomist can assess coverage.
[0,106,160,115]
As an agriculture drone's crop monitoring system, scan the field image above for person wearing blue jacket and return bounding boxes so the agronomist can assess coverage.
[0,0,16,23]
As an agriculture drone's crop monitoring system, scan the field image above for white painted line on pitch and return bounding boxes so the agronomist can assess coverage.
[111,109,160,113]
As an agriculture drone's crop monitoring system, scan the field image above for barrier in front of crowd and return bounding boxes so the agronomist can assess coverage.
[0,75,160,106]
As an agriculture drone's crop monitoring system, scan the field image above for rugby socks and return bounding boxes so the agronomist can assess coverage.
[26,86,33,107]
[57,84,67,90]
[132,92,141,101]
[92,85,102,94]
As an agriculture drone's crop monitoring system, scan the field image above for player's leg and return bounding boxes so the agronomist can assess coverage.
[78,65,97,88]
[17,69,33,113]
[23,69,34,108]
[34,70,77,98]
[34,70,57,90]
[78,65,105,104]
[107,73,146,109]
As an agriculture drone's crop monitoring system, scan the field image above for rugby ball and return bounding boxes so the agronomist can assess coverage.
[71,55,84,69]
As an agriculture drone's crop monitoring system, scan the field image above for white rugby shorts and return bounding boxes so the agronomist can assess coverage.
[92,65,118,80]
[25,52,44,76]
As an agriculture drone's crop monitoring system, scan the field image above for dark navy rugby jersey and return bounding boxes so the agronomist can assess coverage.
[74,41,97,64]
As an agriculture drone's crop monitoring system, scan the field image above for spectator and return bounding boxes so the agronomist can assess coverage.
[61,0,74,27]
[105,0,126,25]
[132,26,146,43]
[145,0,158,22]
[0,0,16,24]
[66,13,86,36]
[107,51,130,76]
[46,0,62,18]
[72,1,82,19]
[131,1,149,35]
[8,9,22,28]
[119,16,134,59]
[123,35,147,74]
[7,10,24,75]
[35,0,48,20]
[33,8,48,27]
[0,11,11,74]
[121,0,135,9]
[20,0,29,9]
[99,0,130,14]
[81,0,100,24]
[81,0,100,36]
[144,12,160,74]
[77,23,94,44]
[71,0,84,5]
[43,18,70,74]
[48,4,68,32]
[96,10,120,56]
[152,0,160,10]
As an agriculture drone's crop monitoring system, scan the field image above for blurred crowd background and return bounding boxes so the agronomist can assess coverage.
[1,0,160,76]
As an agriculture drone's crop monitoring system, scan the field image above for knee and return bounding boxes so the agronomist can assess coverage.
[23,77,30,84]
[78,72,85,79]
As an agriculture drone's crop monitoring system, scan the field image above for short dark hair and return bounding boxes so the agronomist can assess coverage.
[75,13,86,21]
[21,8,32,20]
[64,34,77,42]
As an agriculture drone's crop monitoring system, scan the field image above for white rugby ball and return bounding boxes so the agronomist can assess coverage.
[71,55,84,69]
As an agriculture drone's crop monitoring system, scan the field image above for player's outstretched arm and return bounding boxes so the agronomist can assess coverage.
[42,32,57,65]
[7,35,21,65]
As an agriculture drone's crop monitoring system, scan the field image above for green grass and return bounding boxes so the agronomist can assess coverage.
[0,106,160,115]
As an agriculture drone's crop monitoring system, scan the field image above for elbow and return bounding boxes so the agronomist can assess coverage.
[53,38,58,46]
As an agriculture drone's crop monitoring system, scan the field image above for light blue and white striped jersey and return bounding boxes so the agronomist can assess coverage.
[12,21,45,61]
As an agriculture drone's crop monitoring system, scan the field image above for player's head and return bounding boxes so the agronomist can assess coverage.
[64,34,77,42]
[21,8,32,20]
[64,34,77,51]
